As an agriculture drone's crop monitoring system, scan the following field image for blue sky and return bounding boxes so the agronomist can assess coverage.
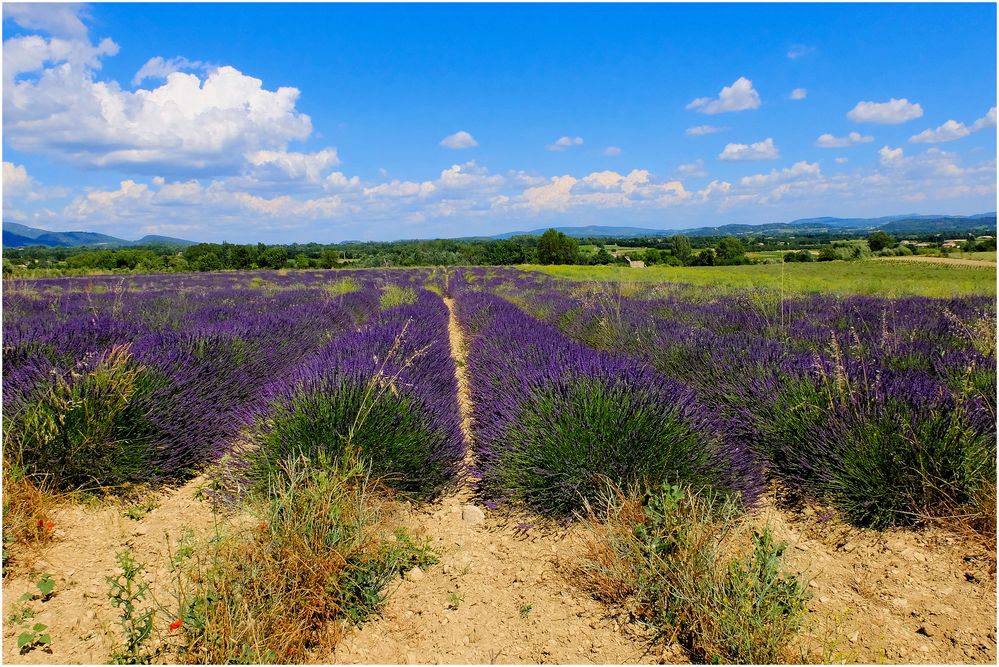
[3,3,996,243]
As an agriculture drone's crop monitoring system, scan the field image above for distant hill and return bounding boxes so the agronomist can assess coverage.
[4,214,995,249]
[3,222,195,248]
[488,213,997,239]
[490,225,675,240]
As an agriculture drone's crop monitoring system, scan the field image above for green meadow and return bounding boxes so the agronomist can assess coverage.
[524,259,997,298]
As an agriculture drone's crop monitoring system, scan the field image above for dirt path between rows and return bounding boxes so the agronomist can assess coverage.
[330,297,671,664]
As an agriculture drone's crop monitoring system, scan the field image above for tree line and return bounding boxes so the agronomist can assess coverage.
[4,227,992,276]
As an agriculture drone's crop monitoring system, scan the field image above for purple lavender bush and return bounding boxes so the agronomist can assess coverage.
[454,289,761,517]
[238,289,465,498]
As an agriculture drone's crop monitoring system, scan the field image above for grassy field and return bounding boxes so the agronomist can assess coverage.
[951,250,997,262]
[523,259,997,298]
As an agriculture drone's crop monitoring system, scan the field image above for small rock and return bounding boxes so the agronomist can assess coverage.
[133,526,148,536]
[808,580,819,589]
[891,597,909,608]
[86,610,97,621]
[407,566,425,582]
[917,624,935,638]
[818,595,830,604]
[842,542,856,553]
[462,504,485,524]
[849,631,859,643]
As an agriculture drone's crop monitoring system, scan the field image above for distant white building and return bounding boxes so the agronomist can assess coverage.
[624,255,646,268]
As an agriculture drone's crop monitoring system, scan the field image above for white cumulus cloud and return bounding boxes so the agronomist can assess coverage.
[815,131,874,148]
[847,98,923,124]
[971,106,997,131]
[686,77,760,114]
[787,44,815,60]
[790,88,807,100]
[685,124,724,136]
[677,159,707,177]
[132,56,205,85]
[3,3,89,38]
[546,136,584,151]
[4,23,313,175]
[879,146,904,164]
[602,146,622,156]
[245,148,341,184]
[718,138,779,161]
[909,107,997,143]
[740,161,820,187]
[439,130,478,149]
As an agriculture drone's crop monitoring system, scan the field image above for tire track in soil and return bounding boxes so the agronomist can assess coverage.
[329,296,673,664]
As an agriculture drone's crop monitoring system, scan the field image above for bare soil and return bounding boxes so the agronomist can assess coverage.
[2,298,995,664]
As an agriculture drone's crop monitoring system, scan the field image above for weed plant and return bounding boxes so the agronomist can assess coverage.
[167,454,436,663]
[580,483,807,664]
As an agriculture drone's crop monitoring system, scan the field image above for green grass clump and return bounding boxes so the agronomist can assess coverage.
[325,276,361,297]
[5,345,159,491]
[525,259,996,297]
[169,454,437,664]
[580,484,807,664]
[378,284,419,309]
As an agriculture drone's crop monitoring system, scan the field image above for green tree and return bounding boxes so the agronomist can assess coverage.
[867,231,896,252]
[537,229,579,265]
[192,251,222,272]
[259,247,289,269]
[690,248,716,266]
[716,236,747,263]
[669,235,693,265]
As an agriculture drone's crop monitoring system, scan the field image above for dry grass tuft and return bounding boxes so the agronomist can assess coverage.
[165,453,436,664]
[2,462,59,573]
[578,482,808,664]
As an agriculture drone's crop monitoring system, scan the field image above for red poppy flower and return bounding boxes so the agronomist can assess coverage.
[169,618,183,632]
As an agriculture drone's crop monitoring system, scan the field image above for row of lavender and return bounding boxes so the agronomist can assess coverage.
[454,267,996,528]
[3,269,463,497]
[450,287,762,516]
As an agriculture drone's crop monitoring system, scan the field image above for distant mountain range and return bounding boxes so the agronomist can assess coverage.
[487,213,997,240]
[2,222,195,248]
[4,213,995,249]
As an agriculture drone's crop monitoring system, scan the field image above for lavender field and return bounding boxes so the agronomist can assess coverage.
[2,266,996,663]
[4,266,995,523]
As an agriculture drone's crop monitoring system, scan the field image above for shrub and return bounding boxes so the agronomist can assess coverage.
[458,291,761,517]
[325,277,360,297]
[489,374,739,517]
[4,345,160,491]
[168,454,437,664]
[756,352,996,529]
[579,483,807,664]
[245,377,455,498]
[239,308,464,501]
[379,284,418,309]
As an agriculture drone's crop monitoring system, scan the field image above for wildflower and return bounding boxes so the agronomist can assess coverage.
[169,618,183,632]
